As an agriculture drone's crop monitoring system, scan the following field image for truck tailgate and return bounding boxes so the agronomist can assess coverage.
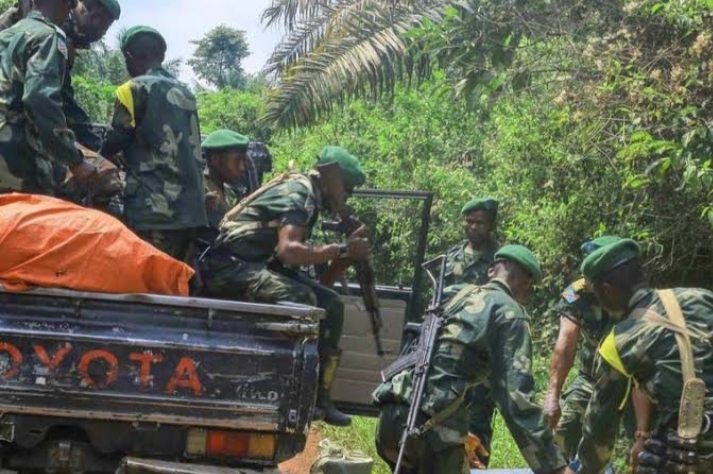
[0,288,322,434]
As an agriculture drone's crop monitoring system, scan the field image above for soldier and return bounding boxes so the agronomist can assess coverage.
[373,245,567,474]
[99,26,207,263]
[444,197,500,287]
[1,0,121,151]
[570,239,713,473]
[0,0,98,195]
[201,146,371,427]
[544,236,624,459]
[442,197,500,468]
[201,129,249,233]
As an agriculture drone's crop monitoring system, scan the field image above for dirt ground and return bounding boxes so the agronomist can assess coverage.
[278,427,323,474]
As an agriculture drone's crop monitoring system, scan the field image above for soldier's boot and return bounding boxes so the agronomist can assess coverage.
[315,347,351,427]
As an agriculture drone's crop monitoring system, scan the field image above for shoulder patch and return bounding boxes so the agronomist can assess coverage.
[57,37,68,60]
[562,287,580,303]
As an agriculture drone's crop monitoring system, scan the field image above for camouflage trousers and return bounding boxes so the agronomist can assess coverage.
[136,228,199,265]
[0,145,60,196]
[200,254,345,349]
[375,403,469,474]
[554,374,593,459]
[555,373,636,460]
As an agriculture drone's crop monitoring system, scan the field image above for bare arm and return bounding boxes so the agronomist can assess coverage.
[549,316,580,395]
[544,316,580,430]
[629,387,653,468]
[277,225,340,267]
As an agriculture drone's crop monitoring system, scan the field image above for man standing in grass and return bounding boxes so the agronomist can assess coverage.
[374,245,566,474]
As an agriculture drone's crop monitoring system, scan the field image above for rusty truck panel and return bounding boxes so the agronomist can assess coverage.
[0,288,323,472]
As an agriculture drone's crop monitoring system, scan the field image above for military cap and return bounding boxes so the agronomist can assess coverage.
[580,235,622,256]
[461,198,499,218]
[581,239,641,282]
[317,146,366,189]
[495,245,543,283]
[202,130,250,152]
[120,26,167,54]
[97,0,121,20]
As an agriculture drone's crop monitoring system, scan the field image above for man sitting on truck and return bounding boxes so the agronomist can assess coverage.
[99,26,207,264]
[202,129,250,235]
[201,146,372,427]
[0,0,98,195]
[1,0,121,202]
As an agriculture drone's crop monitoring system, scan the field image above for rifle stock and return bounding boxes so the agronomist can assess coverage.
[393,255,448,474]
[321,216,385,356]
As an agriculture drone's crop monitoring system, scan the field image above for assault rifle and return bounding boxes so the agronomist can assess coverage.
[321,213,385,357]
[393,255,448,474]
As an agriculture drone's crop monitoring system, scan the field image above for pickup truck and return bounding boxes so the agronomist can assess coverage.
[0,189,435,474]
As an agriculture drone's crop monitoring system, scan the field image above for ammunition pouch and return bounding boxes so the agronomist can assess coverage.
[636,429,713,474]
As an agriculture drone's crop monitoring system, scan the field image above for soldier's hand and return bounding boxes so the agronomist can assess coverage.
[346,225,371,261]
[544,390,562,430]
[465,433,489,469]
[629,436,646,471]
[70,160,99,186]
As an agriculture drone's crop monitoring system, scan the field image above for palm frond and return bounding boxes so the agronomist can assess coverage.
[261,0,335,30]
[263,3,448,128]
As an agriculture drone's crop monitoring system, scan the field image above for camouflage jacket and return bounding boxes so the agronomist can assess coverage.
[0,6,102,153]
[551,279,613,378]
[100,66,207,232]
[373,280,566,473]
[218,173,322,263]
[204,170,241,230]
[0,11,83,193]
[443,240,498,287]
[578,287,713,474]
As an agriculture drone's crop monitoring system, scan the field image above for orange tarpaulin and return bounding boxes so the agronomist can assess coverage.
[0,193,194,296]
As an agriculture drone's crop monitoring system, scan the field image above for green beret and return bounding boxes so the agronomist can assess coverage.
[120,26,167,54]
[317,146,367,189]
[461,198,499,218]
[581,239,641,282]
[495,245,543,283]
[202,130,250,152]
[580,235,622,256]
[97,0,121,20]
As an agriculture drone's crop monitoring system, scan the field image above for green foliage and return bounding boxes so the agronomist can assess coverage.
[196,85,273,142]
[188,25,250,90]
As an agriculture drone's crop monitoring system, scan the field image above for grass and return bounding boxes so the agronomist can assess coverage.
[318,414,528,474]
[317,356,630,473]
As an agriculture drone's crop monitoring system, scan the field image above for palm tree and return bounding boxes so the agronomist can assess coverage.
[260,0,601,129]
[261,0,452,128]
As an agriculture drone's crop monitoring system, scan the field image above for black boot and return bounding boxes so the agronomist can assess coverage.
[315,348,352,427]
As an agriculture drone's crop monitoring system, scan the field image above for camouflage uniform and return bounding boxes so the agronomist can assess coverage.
[0,4,103,151]
[550,279,614,459]
[201,173,345,350]
[444,239,498,464]
[99,66,207,262]
[578,288,713,473]
[0,11,84,195]
[203,170,241,231]
[444,240,497,288]
[373,281,567,474]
